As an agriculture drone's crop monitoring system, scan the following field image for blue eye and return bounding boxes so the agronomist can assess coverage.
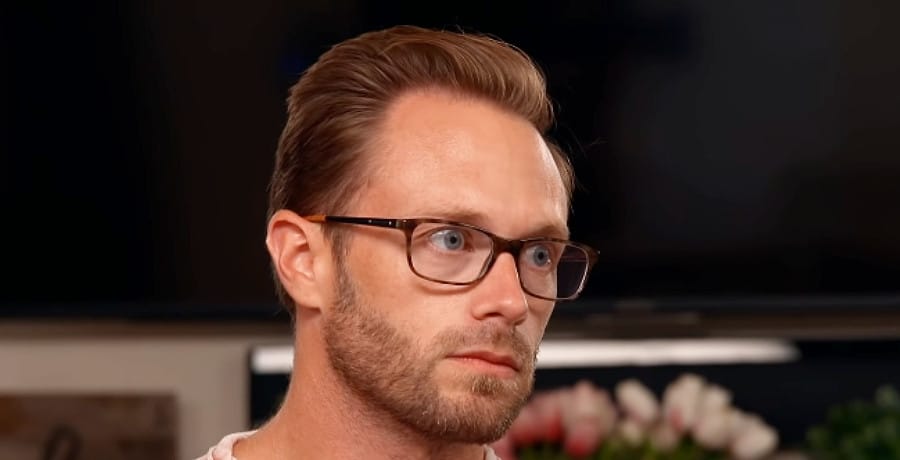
[524,244,554,268]
[429,228,467,251]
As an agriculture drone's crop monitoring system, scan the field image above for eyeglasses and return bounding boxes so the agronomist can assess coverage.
[305,215,598,301]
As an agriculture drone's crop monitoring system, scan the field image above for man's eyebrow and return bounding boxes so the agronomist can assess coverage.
[528,223,570,240]
[419,208,488,226]
[412,208,570,240]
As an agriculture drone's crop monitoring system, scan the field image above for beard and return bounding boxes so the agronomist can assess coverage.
[322,263,537,444]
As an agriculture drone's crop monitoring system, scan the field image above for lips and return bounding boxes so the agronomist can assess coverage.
[449,350,522,372]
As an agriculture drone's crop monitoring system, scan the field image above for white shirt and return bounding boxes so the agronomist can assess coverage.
[196,430,501,460]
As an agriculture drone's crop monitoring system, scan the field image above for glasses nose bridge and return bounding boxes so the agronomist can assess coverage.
[483,234,526,275]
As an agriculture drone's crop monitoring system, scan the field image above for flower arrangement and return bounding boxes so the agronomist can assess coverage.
[516,374,779,460]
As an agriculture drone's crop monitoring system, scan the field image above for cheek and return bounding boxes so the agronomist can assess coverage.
[348,240,470,321]
[525,303,555,341]
[346,236,419,297]
[395,300,461,341]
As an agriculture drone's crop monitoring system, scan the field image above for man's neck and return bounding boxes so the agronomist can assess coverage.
[233,330,488,460]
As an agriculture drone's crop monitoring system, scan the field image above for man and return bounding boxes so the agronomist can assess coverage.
[198,25,602,460]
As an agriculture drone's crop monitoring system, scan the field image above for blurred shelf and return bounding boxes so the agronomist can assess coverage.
[545,309,900,341]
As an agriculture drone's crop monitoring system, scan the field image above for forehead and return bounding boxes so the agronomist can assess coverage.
[358,89,569,238]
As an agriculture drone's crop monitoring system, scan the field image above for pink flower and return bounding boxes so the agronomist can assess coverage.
[662,373,705,433]
[559,380,618,457]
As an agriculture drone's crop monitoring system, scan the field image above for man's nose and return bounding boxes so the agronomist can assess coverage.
[469,252,528,325]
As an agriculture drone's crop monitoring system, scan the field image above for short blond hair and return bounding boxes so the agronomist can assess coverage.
[268,25,573,307]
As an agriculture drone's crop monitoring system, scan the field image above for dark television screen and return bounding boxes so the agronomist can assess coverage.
[2,1,899,318]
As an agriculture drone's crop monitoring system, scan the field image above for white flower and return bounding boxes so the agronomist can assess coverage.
[692,407,734,450]
[604,374,779,460]
[662,373,705,432]
[615,379,660,426]
[730,414,778,460]
[698,384,732,415]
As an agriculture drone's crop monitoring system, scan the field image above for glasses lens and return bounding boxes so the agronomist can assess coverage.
[407,221,592,300]
[518,242,590,300]
[555,244,591,299]
[409,223,493,283]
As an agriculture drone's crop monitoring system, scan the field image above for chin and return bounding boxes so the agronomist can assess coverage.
[444,372,532,413]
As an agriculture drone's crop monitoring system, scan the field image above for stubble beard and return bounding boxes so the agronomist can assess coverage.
[323,264,537,444]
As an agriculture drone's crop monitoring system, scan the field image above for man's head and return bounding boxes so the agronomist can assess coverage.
[268,26,574,305]
[265,26,586,444]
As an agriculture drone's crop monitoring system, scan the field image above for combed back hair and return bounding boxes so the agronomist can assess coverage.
[268,25,574,308]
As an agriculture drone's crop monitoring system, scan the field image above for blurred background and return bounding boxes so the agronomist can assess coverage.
[2,1,899,459]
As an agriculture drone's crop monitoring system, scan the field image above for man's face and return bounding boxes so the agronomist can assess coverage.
[322,89,569,443]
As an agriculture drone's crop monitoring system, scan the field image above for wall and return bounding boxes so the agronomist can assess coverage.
[0,320,291,459]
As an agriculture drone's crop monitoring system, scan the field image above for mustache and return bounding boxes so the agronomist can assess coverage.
[433,326,537,368]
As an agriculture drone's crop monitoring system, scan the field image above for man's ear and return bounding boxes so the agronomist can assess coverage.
[265,210,332,310]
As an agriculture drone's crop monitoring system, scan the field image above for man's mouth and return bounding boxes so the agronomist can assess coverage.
[447,350,523,376]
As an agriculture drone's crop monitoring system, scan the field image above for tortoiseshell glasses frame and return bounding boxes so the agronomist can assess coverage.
[305,215,598,301]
